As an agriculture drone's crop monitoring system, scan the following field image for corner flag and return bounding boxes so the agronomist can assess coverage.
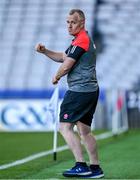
[48,87,59,160]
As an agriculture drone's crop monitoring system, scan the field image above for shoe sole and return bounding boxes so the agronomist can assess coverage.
[63,171,92,177]
[81,173,104,179]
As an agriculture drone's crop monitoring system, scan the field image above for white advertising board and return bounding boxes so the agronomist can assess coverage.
[0,99,60,131]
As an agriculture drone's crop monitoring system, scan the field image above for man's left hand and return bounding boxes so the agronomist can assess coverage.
[52,76,60,85]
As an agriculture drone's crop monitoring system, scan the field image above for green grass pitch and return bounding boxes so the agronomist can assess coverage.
[0,130,140,179]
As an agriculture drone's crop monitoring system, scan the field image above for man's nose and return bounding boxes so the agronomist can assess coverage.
[69,23,72,28]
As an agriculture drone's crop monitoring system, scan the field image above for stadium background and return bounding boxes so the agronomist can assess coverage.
[0,0,140,179]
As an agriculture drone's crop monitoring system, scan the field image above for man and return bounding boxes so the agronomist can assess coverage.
[35,9,104,179]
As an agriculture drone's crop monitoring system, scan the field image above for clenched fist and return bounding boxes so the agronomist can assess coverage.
[35,43,46,53]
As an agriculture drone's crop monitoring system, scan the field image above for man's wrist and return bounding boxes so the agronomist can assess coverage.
[43,49,47,55]
[55,76,60,81]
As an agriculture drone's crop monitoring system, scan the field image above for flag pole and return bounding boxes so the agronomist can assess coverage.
[53,114,58,161]
[53,87,59,161]
[53,126,57,161]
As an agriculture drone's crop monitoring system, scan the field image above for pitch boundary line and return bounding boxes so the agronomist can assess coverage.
[0,130,126,170]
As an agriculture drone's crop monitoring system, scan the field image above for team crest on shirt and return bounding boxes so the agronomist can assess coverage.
[63,113,69,119]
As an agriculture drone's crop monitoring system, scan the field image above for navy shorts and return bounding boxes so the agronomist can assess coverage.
[60,88,99,126]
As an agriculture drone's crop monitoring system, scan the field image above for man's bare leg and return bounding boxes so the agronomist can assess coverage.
[59,122,84,162]
[76,121,99,164]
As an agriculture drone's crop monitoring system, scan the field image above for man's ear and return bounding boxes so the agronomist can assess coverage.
[80,20,85,28]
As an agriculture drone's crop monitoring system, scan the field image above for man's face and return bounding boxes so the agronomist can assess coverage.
[66,12,84,36]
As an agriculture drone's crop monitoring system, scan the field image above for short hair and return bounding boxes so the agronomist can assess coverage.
[69,9,85,21]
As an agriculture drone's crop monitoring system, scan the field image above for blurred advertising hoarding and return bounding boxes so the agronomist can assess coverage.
[126,90,140,128]
[0,99,59,131]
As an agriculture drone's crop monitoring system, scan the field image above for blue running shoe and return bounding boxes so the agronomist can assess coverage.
[80,166,104,179]
[63,162,92,177]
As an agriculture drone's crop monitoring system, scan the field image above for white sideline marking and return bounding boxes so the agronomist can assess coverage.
[0,145,68,170]
[0,130,126,170]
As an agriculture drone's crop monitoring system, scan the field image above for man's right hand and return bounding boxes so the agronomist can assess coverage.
[35,43,46,53]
